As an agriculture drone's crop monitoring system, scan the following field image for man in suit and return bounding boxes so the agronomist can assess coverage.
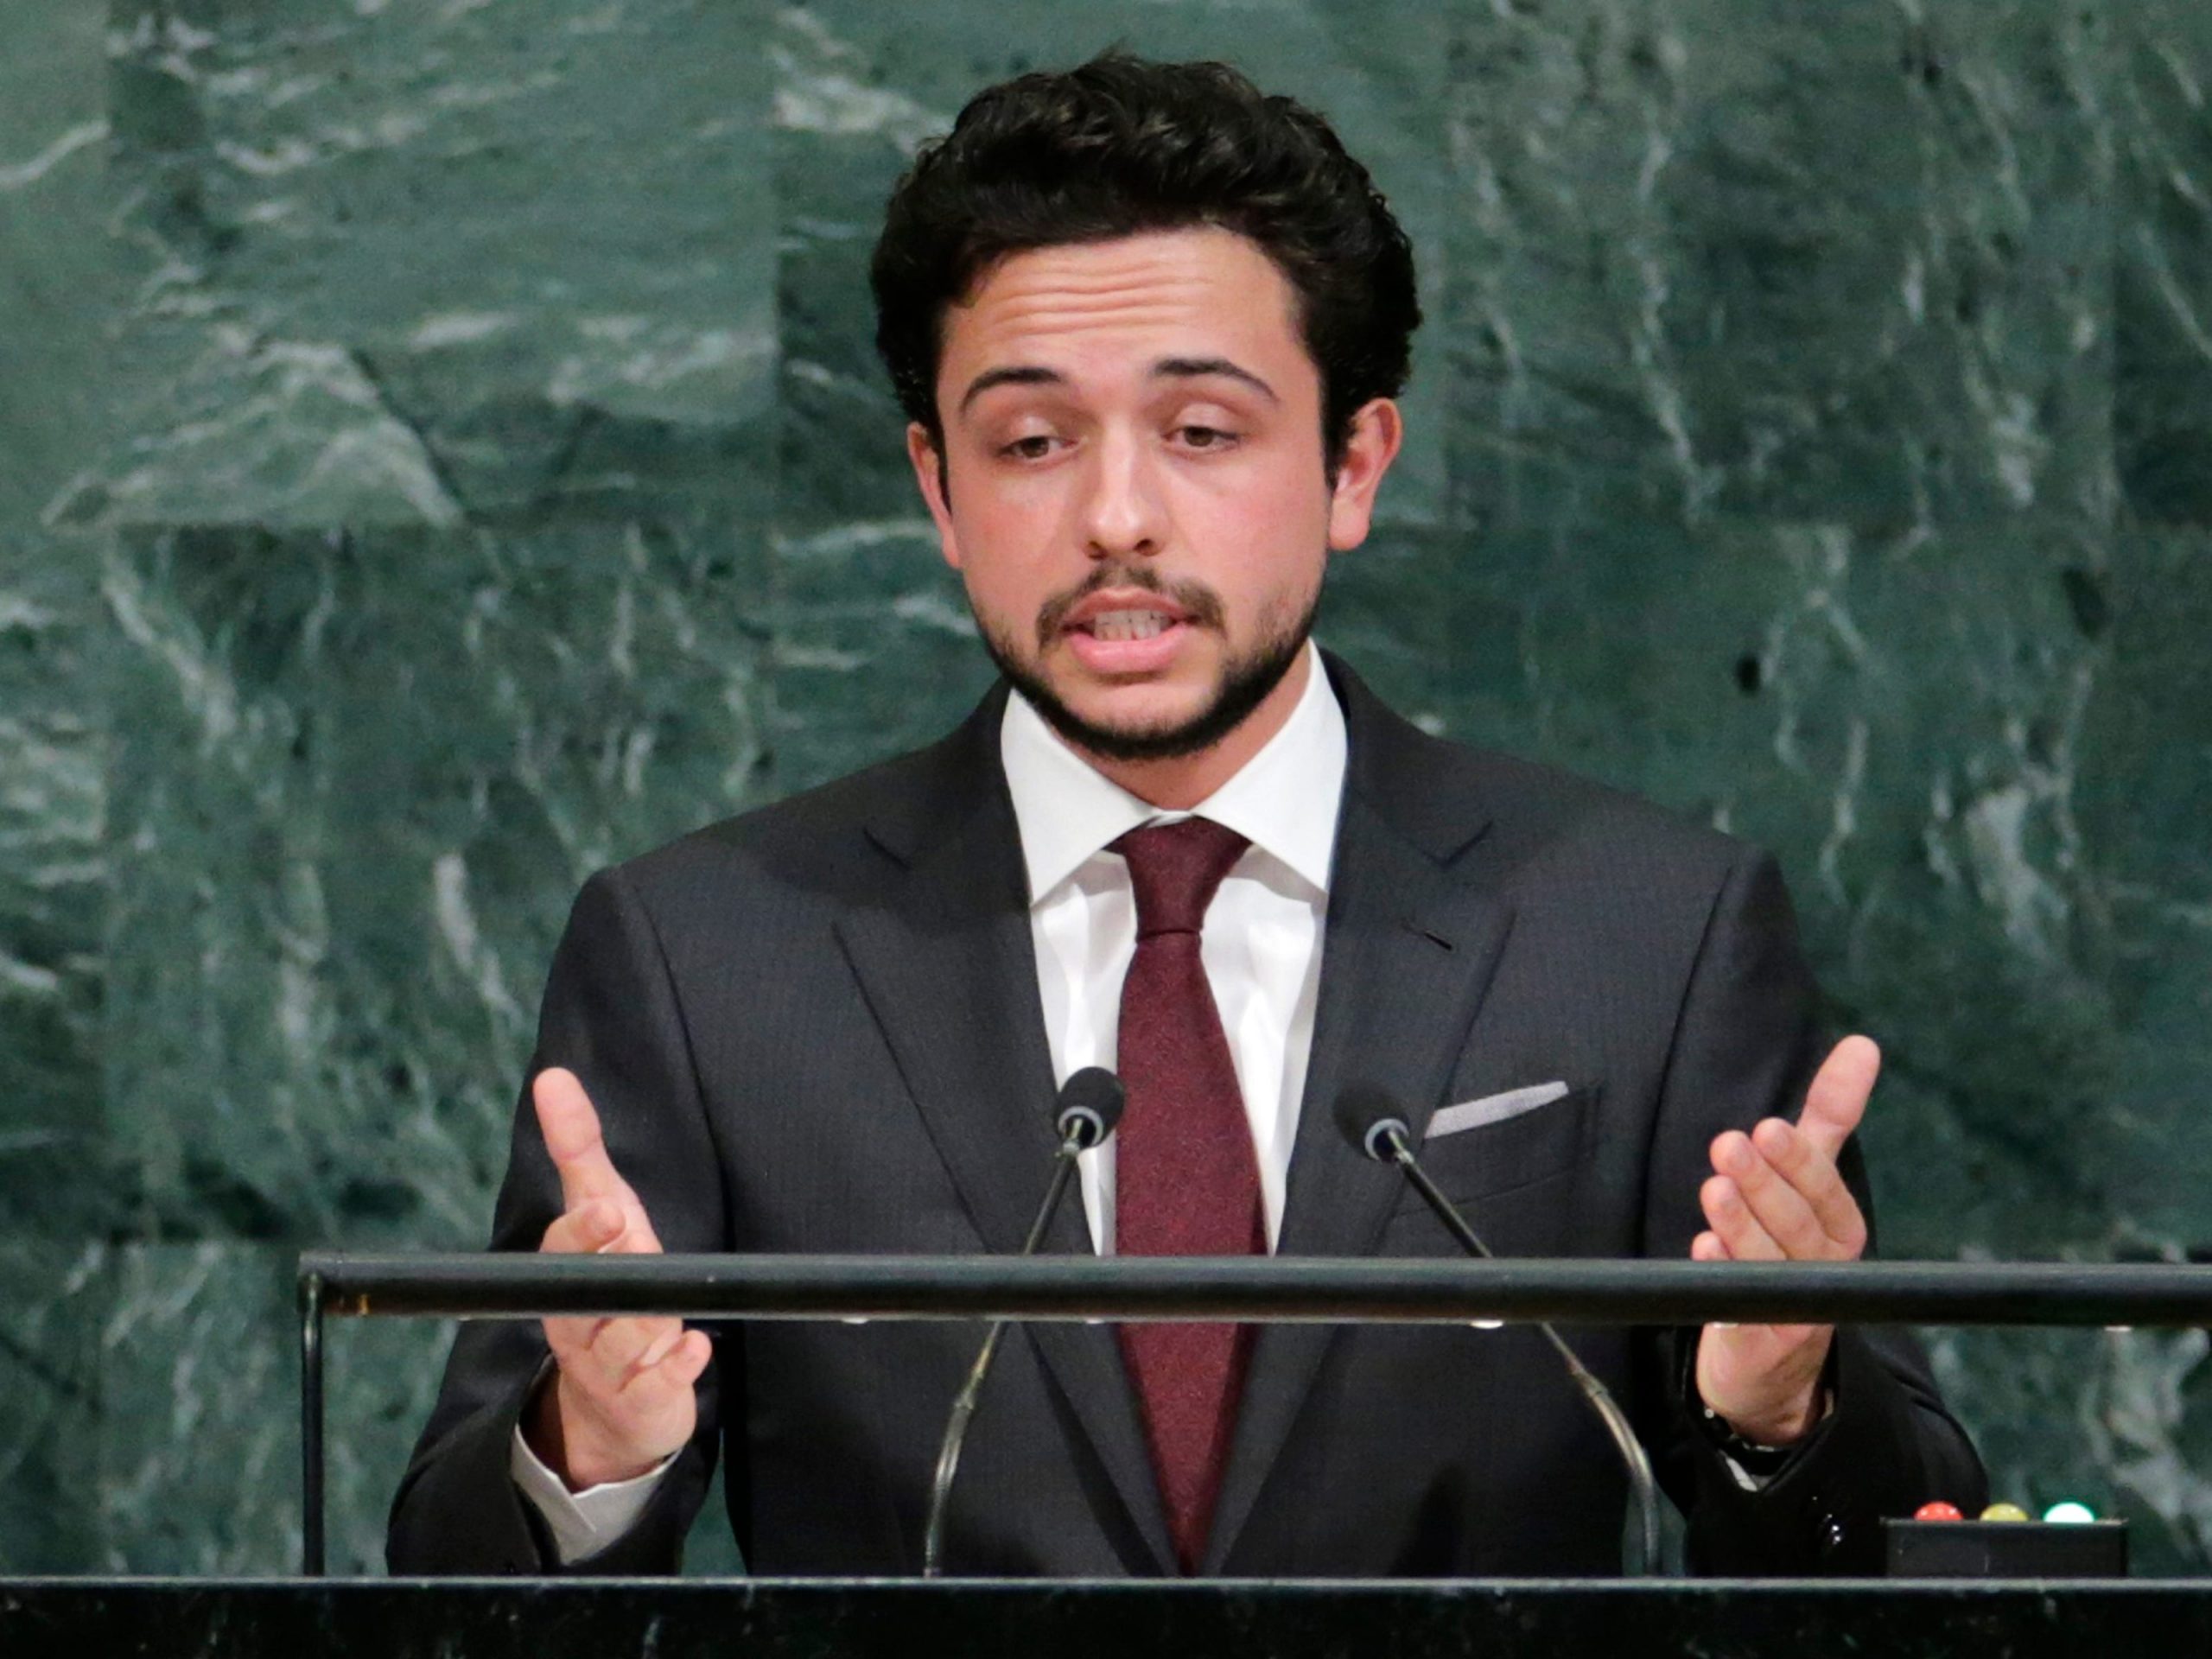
[389,54,1985,1578]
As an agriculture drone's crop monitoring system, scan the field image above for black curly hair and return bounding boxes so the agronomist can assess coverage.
[870,53,1421,476]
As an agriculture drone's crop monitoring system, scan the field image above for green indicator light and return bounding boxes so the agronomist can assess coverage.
[2043,1501,2096,1525]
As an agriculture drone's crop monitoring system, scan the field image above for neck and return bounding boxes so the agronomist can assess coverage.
[1067,649,1313,810]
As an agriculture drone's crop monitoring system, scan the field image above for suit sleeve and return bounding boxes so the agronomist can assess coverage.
[1634,849,1987,1574]
[386,865,734,1575]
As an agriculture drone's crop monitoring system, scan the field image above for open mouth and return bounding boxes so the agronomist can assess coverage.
[1078,609,1178,643]
[1060,600,1192,673]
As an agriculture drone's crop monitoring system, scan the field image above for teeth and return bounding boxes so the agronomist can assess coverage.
[1088,610,1173,642]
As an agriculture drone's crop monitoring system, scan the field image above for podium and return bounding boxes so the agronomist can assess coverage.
[293,1252,2212,1571]
[13,1253,2199,1656]
[4,1578,2208,1657]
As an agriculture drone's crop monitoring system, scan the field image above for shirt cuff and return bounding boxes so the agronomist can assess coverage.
[1719,1451,1776,1493]
[509,1425,676,1565]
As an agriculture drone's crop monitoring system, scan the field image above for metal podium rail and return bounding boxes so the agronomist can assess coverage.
[296,1251,2212,1576]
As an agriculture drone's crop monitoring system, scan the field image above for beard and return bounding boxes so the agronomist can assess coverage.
[974,563,1323,764]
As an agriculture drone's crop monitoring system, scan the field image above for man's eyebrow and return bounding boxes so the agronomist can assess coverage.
[955,356,1280,416]
[1151,356,1278,404]
[955,365,1065,416]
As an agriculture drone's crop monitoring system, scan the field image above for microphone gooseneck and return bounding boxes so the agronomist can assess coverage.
[922,1067,1125,1578]
[1336,1083,1665,1579]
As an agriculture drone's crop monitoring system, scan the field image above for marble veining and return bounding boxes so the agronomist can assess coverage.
[0,0,2206,1577]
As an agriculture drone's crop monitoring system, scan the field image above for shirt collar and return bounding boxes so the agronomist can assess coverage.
[999,639,1347,906]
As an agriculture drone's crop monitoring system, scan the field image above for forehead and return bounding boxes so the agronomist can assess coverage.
[941,227,1304,385]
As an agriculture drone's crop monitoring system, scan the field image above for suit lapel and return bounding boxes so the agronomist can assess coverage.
[1203,664,1516,1573]
[833,701,1175,1573]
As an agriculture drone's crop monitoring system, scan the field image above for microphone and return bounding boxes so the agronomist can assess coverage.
[1335,1082,1664,1578]
[921,1066,1125,1577]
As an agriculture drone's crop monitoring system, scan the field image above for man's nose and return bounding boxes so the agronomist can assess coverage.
[1078,428,1166,559]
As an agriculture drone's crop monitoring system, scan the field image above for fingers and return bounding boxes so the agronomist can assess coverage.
[620,1328,714,1405]
[1694,1189,1818,1350]
[544,1298,693,1395]
[524,1068,696,1482]
[540,1198,624,1256]
[580,1309,685,1381]
[541,1319,711,1484]
[1691,1045,1876,1438]
[625,1322,689,1376]
[533,1067,632,1211]
[534,1067,669,1253]
[1703,1122,1868,1262]
[1700,1169,1786,1262]
[1751,1116,1868,1252]
[545,1308,667,1369]
[537,1184,677,1383]
[1694,1034,1879,1265]
[1710,1131,1820,1253]
[1798,1035,1879,1160]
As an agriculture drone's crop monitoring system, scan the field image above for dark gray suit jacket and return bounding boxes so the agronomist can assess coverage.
[388,656,1985,1577]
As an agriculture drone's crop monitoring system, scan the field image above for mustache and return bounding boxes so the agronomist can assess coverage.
[1034,564,1226,646]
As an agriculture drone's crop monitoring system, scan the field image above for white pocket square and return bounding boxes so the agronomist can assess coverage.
[1426,1081,1573,1140]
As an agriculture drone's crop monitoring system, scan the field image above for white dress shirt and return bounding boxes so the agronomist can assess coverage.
[1005,641,1344,1252]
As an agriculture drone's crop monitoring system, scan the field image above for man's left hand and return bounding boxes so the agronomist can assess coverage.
[1691,1035,1878,1447]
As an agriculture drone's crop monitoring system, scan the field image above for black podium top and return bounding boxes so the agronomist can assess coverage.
[4,1578,2206,1659]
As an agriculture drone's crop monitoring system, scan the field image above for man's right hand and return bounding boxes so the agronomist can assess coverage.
[523,1065,714,1491]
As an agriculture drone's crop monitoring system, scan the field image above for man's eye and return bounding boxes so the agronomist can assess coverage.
[1000,435,1057,460]
[1176,425,1236,449]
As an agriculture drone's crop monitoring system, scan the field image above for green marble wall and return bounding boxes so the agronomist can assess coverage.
[0,0,2206,1575]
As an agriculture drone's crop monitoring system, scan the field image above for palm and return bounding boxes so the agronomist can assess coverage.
[1690,1037,1878,1444]
[528,1066,710,1486]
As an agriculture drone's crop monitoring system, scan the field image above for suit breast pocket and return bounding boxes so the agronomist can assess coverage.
[1400,1083,1598,1210]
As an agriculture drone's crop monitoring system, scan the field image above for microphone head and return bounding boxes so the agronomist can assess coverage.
[1333,1081,1412,1164]
[1054,1066,1125,1151]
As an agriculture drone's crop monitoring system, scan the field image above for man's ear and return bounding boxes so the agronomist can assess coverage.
[1325,397,1404,553]
[906,423,963,570]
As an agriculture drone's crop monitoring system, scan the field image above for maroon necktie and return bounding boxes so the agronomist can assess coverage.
[1110,817,1263,1573]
